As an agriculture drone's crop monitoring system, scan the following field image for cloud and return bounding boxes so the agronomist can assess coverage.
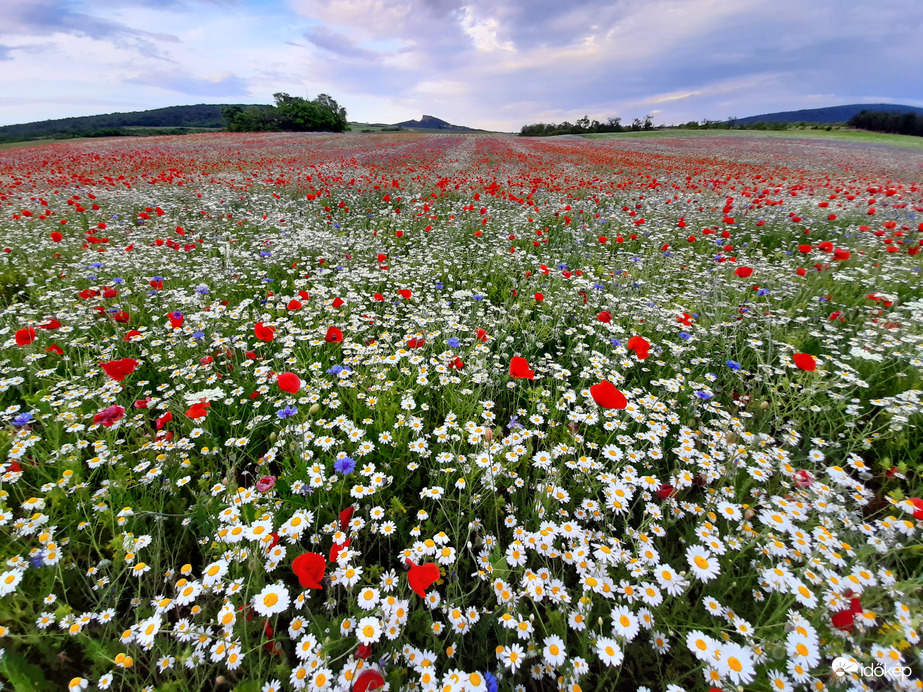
[458,7,514,53]
[1,0,921,129]
[304,26,380,60]
[126,71,251,96]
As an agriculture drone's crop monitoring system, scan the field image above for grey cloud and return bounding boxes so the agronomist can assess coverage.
[304,27,380,60]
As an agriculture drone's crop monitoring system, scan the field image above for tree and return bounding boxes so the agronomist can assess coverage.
[225,93,348,133]
[643,114,654,131]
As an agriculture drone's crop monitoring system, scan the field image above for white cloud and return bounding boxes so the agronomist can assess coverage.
[458,7,514,52]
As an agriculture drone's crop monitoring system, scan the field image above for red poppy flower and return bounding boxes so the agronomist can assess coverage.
[339,506,354,532]
[597,311,612,323]
[398,289,412,299]
[45,344,63,355]
[156,411,173,429]
[534,292,544,302]
[168,313,184,329]
[475,328,488,342]
[292,552,326,589]
[15,327,37,346]
[287,299,302,311]
[831,609,855,632]
[448,356,464,370]
[325,326,343,343]
[833,248,851,260]
[50,232,63,242]
[93,405,125,427]
[185,402,209,419]
[626,336,650,360]
[656,484,676,500]
[908,497,923,520]
[330,538,351,563]
[734,267,753,278]
[354,669,386,692]
[407,337,425,349]
[406,561,440,597]
[509,356,534,379]
[373,293,384,301]
[277,372,301,393]
[798,244,812,254]
[100,358,138,381]
[332,297,345,308]
[254,322,275,341]
[793,353,816,371]
[590,380,627,409]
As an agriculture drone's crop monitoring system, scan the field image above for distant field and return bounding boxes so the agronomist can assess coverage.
[585,127,923,150]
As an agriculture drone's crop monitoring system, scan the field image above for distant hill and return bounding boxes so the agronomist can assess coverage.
[734,103,923,125]
[392,115,481,132]
[0,104,268,143]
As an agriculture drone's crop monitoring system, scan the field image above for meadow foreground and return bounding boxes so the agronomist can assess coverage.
[1,132,922,692]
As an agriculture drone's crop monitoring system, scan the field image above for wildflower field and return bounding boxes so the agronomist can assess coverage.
[1,132,922,692]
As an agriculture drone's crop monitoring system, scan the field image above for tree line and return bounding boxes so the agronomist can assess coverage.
[847,110,923,137]
[222,93,348,133]
[519,115,654,136]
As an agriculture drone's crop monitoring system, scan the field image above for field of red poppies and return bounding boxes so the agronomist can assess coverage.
[1,132,922,692]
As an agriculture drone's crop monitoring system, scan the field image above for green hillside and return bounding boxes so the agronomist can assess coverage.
[0,104,269,143]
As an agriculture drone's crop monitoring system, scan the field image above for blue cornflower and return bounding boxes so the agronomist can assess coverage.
[90,262,104,268]
[334,456,356,475]
[679,332,692,340]
[508,415,522,430]
[193,331,205,339]
[447,337,460,348]
[473,295,483,301]
[169,311,182,320]
[695,391,712,400]
[610,338,621,346]
[196,285,210,294]
[593,283,604,290]
[557,263,568,269]
[757,288,770,297]
[12,412,34,426]
[112,277,124,284]
[152,276,163,282]
[435,282,444,289]
[276,405,298,419]
[484,672,499,692]
[30,550,45,568]
[260,251,271,257]
[727,360,741,370]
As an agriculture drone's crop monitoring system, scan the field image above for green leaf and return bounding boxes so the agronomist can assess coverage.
[0,650,57,691]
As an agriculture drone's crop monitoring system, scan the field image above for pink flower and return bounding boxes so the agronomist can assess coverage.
[256,476,276,493]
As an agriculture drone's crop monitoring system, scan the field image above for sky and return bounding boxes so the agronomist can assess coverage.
[1,0,921,131]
